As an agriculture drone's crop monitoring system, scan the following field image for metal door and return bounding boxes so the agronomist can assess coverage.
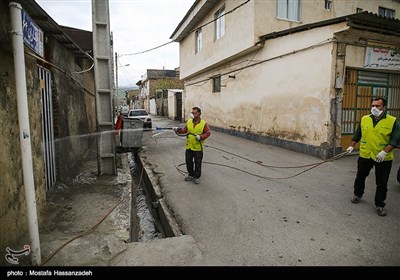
[341,69,400,150]
[175,92,182,121]
[39,66,56,191]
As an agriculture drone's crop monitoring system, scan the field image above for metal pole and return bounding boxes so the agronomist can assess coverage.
[9,2,41,266]
[115,52,118,113]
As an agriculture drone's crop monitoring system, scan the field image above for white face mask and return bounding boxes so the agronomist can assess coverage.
[189,113,194,119]
[371,107,382,117]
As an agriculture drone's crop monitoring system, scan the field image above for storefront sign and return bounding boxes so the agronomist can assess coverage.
[22,10,44,57]
[364,47,400,71]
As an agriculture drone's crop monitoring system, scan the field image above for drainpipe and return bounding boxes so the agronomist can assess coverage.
[9,2,41,266]
[332,39,347,158]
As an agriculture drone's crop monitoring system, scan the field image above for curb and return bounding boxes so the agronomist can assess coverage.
[134,152,182,237]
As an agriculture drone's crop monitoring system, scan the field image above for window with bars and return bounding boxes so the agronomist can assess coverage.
[276,0,300,21]
[213,75,221,92]
[324,0,332,11]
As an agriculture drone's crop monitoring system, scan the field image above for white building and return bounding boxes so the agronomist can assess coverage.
[171,0,400,159]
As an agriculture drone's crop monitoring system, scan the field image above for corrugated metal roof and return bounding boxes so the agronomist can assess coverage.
[146,69,179,80]
[13,0,92,60]
[259,12,400,42]
[61,26,93,54]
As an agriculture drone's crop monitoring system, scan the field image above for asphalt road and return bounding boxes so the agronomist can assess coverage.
[137,115,400,266]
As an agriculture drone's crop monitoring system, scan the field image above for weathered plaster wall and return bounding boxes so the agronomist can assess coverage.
[0,1,96,260]
[183,25,344,157]
[48,38,94,180]
[0,1,46,259]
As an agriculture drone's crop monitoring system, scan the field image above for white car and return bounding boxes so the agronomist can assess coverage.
[120,105,129,117]
[127,109,152,128]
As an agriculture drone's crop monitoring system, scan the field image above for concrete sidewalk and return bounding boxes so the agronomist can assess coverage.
[36,148,203,267]
[135,115,400,266]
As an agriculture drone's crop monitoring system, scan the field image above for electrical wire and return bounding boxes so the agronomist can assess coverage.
[190,0,251,33]
[26,50,95,97]
[185,38,333,87]
[120,41,174,57]
[119,0,250,57]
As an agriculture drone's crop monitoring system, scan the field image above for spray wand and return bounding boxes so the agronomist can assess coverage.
[155,127,178,130]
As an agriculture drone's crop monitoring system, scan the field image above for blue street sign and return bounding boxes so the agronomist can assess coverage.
[22,10,44,57]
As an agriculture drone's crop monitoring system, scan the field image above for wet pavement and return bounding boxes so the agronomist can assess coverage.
[6,114,400,268]
[137,115,400,266]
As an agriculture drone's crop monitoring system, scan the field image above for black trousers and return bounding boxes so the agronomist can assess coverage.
[185,149,203,179]
[353,157,392,208]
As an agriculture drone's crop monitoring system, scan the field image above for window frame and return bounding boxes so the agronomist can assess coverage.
[212,75,221,93]
[214,6,225,41]
[276,0,300,22]
[324,0,332,11]
[195,28,202,53]
[378,6,395,18]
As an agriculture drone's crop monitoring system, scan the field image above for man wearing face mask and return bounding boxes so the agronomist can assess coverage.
[174,106,211,184]
[346,97,400,216]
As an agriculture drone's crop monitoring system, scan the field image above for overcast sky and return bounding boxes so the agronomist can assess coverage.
[35,0,195,87]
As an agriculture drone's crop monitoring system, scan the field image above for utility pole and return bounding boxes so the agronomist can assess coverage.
[92,0,116,175]
[114,52,130,113]
[115,52,118,113]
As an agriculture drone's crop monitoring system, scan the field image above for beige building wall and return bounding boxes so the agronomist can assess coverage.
[254,0,399,38]
[180,0,256,79]
[184,23,348,147]
[180,0,400,80]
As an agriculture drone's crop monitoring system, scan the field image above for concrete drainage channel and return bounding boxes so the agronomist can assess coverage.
[127,152,182,242]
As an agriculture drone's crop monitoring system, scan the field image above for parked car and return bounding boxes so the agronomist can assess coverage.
[127,109,152,128]
[120,105,129,117]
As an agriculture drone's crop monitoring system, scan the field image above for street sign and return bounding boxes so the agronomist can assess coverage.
[22,10,44,57]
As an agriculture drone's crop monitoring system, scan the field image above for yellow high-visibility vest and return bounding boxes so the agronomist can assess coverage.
[185,119,206,151]
[359,114,396,161]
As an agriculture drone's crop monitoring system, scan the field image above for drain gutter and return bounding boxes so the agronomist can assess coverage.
[134,153,182,237]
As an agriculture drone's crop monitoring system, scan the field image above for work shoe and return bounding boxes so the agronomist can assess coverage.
[376,207,386,216]
[185,176,194,181]
[351,196,361,203]
[193,178,200,184]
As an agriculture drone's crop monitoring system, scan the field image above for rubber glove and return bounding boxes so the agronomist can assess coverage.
[375,150,387,162]
[195,134,201,141]
[346,146,354,154]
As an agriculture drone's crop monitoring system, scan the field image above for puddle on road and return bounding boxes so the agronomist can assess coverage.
[127,152,162,242]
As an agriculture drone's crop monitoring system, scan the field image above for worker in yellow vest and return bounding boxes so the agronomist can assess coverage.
[346,97,400,216]
[174,106,211,184]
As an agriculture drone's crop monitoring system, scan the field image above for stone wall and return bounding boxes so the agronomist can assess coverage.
[0,0,96,262]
